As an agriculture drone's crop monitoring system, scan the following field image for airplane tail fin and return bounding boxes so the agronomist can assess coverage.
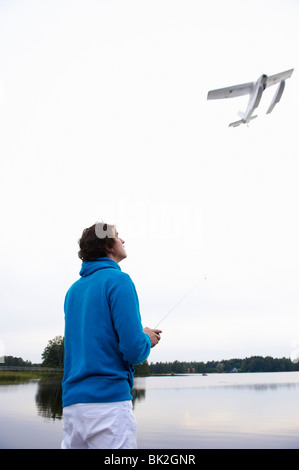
[229,119,244,128]
[229,115,258,128]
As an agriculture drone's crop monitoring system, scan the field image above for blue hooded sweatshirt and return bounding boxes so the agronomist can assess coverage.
[62,257,151,407]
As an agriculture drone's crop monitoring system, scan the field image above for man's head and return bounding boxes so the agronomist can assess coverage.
[78,222,127,263]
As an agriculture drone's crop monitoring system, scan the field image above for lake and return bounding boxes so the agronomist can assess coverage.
[0,372,298,449]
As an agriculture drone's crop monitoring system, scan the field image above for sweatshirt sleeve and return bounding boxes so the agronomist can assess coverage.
[109,276,151,365]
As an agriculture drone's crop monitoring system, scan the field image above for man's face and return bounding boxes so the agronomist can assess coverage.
[108,229,127,263]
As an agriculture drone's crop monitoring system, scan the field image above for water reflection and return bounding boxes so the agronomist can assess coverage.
[35,377,63,420]
[223,382,298,391]
[134,373,299,392]
[132,374,299,449]
[131,387,146,408]
[33,378,147,420]
[1,372,299,448]
[29,373,299,421]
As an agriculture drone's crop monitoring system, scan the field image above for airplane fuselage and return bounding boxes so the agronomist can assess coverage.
[241,74,267,123]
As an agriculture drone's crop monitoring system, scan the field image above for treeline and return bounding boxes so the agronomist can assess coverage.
[148,356,299,375]
[0,356,40,367]
[2,336,299,377]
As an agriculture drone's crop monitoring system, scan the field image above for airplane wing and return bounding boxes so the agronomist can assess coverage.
[207,81,253,100]
[207,69,294,99]
[266,80,286,114]
[266,68,294,88]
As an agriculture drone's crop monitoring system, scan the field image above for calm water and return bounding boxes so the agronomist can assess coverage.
[0,372,299,449]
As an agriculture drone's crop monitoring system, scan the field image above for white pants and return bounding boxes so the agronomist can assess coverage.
[61,401,137,449]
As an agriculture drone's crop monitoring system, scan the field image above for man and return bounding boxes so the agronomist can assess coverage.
[61,222,162,449]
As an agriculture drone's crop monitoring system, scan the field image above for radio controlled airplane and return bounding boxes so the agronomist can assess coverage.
[207,68,294,127]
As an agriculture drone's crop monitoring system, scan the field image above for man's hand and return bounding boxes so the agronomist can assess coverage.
[143,327,162,348]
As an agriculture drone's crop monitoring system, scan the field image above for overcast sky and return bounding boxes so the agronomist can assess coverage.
[1,0,299,365]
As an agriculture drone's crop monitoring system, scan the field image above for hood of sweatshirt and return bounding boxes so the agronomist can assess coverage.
[79,257,121,277]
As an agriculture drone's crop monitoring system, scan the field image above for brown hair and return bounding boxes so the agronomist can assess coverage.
[78,222,116,262]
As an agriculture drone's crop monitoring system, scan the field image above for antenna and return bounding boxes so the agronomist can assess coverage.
[154,283,201,329]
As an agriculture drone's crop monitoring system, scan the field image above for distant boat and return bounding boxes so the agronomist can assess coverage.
[202,373,208,376]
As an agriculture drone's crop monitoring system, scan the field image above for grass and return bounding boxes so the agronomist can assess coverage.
[0,370,63,384]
